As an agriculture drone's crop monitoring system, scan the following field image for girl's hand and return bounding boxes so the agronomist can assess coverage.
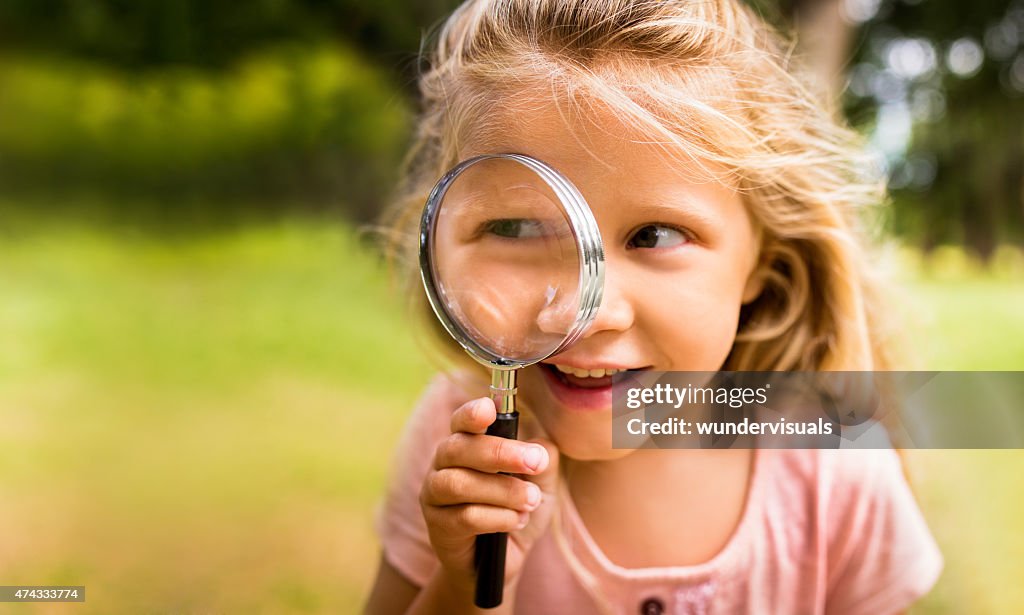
[419,397,560,597]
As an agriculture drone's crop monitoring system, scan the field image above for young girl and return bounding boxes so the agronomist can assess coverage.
[366,0,943,613]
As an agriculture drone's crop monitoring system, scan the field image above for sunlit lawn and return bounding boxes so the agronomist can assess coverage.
[0,220,1021,613]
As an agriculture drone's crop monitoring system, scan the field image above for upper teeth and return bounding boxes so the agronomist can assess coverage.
[554,365,621,378]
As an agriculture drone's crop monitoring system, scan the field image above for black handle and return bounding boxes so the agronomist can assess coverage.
[474,411,519,608]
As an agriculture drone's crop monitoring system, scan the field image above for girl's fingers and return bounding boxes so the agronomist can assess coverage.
[434,432,550,475]
[423,467,543,511]
[520,438,560,496]
[449,397,496,434]
[423,503,529,539]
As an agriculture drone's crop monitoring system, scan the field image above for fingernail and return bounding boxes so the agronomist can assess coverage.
[525,483,541,509]
[522,445,546,472]
[516,511,530,529]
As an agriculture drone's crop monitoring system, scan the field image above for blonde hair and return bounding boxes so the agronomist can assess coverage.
[380,0,897,376]
[377,2,907,604]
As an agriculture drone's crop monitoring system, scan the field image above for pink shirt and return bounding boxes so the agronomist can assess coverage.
[374,372,943,614]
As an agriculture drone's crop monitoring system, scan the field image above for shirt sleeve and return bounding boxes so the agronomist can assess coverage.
[372,372,475,588]
[822,449,944,615]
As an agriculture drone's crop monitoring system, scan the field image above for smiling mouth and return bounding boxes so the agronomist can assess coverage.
[540,363,650,389]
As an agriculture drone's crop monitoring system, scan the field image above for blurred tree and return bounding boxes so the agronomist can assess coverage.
[748,0,856,106]
[841,0,1024,260]
[0,0,458,86]
[0,1,466,225]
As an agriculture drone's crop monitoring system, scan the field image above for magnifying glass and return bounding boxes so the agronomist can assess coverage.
[419,153,604,608]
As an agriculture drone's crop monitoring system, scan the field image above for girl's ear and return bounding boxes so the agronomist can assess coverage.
[741,220,767,305]
[741,265,767,305]
[742,232,768,305]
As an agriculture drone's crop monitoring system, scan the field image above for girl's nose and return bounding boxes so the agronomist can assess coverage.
[583,268,636,336]
[535,282,578,336]
[535,263,635,338]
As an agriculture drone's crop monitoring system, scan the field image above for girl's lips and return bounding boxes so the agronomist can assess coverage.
[539,363,647,412]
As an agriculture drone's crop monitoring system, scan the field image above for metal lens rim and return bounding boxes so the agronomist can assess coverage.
[418,153,605,369]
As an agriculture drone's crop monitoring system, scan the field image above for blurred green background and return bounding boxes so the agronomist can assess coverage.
[0,0,1021,613]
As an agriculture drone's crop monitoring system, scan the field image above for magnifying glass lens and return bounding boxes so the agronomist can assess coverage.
[430,157,582,363]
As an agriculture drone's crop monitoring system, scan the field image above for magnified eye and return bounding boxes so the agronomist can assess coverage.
[482,218,551,239]
[627,224,690,249]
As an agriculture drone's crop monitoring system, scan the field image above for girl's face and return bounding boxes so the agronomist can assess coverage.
[464,97,763,461]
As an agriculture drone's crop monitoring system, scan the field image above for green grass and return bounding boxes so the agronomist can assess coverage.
[890,245,1024,370]
[0,222,1021,613]
[0,219,436,613]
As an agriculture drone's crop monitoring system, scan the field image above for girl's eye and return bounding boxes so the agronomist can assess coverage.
[482,218,549,239]
[627,224,690,249]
